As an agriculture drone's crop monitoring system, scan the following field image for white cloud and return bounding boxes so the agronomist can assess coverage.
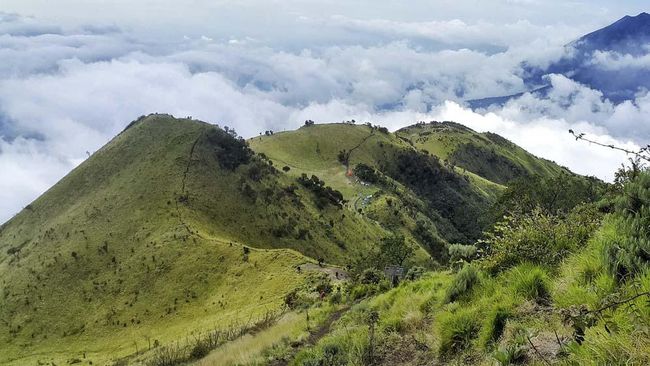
[591,50,650,70]
[325,16,580,49]
[0,9,647,223]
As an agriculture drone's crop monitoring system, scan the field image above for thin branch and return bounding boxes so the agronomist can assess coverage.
[569,130,650,162]
[526,334,552,366]
[553,329,564,351]
[589,291,650,315]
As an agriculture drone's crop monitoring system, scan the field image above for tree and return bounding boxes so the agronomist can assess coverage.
[379,234,413,266]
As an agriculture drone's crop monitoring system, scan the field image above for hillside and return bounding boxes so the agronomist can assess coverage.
[0,116,594,366]
[395,121,569,185]
[263,169,650,366]
[250,122,497,247]
[0,115,389,365]
[251,121,569,246]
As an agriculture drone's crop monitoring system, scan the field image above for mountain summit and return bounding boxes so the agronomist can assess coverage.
[574,12,650,55]
[469,12,650,108]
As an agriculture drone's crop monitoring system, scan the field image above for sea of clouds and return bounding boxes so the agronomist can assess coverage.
[0,9,648,223]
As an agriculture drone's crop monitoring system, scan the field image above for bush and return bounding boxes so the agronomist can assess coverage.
[354,163,382,184]
[448,244,477,265]
[479,205,601,273]
[445,265,480,303]
[493,337,527,365]
[359,268,384,285]
[404,266,426,281]
[321,343,347,366]
[602,171,650,280]
[189,340,210,359]
[438,308,481,357]
[204,127,252,170]
[297,173,345,209]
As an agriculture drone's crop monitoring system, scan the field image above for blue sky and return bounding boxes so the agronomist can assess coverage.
[0,1,648,223]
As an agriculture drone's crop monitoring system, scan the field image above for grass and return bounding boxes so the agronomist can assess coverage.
[438,307,481,357]
[509,264,551,304]
[0,116,384,365]
[193,304,336,366]
[445,264,481,303]
[0,117,590,365]
[396,121,569,185]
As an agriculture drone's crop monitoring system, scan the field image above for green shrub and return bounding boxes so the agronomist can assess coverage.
[510,265,550,303]
[493,341,527,365]
[350,284,371,301]
[480,305,511,349]
[448,244,477,266]
[479,205,601,273]
[294,350,322,366]
[445,265,480,303]
[354,163,383,184]
[404,266,426,281]
[321,342,347,366]
[438,308,481,357]
[602,172,650,280]
[359,268,384,285]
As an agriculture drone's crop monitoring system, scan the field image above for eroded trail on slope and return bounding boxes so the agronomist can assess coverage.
[340,130,376,171]
[175,131,205,235]
[271,305,352,366]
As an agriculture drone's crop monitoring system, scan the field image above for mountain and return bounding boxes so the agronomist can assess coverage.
[573,12,650,55]
[0,115,389,365]
[0,115,577,365]
[395,121,569,185]
[469,12,650,108]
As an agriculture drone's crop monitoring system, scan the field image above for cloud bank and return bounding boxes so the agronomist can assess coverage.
[0,10,646,223]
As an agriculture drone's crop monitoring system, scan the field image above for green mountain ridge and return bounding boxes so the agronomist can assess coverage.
[396,121,569,185]
[0,115,582,365]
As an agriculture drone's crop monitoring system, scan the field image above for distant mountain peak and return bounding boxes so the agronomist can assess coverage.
[575,12,650,55]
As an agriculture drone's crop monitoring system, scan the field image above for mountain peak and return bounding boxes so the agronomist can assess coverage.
[574,12,650,55]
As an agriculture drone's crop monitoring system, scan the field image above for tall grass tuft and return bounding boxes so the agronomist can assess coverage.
[438,308,481,357]
[510,264,550,304]
[445,264,480,303]
[479,305,511,349]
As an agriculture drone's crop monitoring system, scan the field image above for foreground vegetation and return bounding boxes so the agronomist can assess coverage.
[238,165,650,365]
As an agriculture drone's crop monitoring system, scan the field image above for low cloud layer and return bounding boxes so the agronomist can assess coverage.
[0,9,647,223]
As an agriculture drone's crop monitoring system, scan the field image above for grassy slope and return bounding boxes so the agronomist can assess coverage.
[249,123,408,200]
[293,215,650,366]
[396,122,569,185]
[250,123,508,248]
[249,123,440,261]
[0,116,385,365]
[0,118,586,365]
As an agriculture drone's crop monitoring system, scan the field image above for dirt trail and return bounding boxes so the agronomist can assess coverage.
[175,132,205,235]
[273,305,351,366]
[300,263,349,280]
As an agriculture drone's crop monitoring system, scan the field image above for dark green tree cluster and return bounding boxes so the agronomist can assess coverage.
[297,173,345,209]
[353,163,384,185]
[204,127,252,170]
[382,148,489,242]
